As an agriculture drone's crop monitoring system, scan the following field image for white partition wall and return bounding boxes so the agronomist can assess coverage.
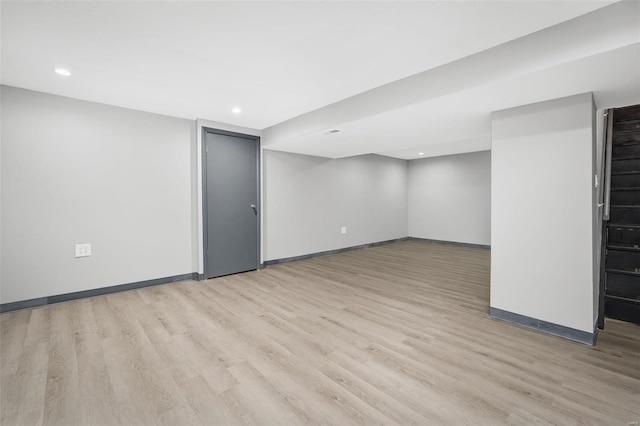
[408,151,491,246]
[490,93,597,344]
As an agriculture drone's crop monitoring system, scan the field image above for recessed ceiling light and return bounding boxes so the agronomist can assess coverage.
[418,152,425,156]
[232,107,242,114]
[54,68,71,77]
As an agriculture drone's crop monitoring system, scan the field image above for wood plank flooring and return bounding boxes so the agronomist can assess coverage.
[1,240,639,425]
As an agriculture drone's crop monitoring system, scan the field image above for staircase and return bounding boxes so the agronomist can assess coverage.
[603,104,640,324]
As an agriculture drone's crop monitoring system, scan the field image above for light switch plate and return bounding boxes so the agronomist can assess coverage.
[341,226,347,234]
[75,243,91,258]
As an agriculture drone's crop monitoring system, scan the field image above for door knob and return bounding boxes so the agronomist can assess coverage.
[250,204,257,214]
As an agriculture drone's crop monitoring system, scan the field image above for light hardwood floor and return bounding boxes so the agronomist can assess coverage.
[1,240,639,425]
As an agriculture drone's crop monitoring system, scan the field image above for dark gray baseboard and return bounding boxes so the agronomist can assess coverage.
[408,237,490,249]
[490,307,597,346]
[264,237,410,266]
[0,272,199,313]
[264,236,489,267]
[2,237,487,313]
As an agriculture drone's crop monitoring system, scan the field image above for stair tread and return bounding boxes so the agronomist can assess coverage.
[613,139,640,145]
[607,244,640,252]
[608,224,640,229]
[604,294,640,304]
[611,170,640,176]
[612,154,640,161]
[610,186,640,191]
[606,268,640,276]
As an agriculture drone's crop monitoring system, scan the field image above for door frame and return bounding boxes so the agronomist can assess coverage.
[201,126,261,279]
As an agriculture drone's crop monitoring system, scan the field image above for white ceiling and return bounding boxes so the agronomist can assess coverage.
[2,1,638,159]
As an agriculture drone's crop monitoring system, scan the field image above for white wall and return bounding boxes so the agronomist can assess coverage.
[491,93,596,333]
[1,86,196,303]
[1,86,495,304]
[408,151,490,245]
[263,151,408,261]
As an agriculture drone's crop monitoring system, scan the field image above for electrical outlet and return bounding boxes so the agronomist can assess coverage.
[75,243,92,258]
[341,226,347,234]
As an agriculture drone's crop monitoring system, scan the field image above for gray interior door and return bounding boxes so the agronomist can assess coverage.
[205,131,259,278]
